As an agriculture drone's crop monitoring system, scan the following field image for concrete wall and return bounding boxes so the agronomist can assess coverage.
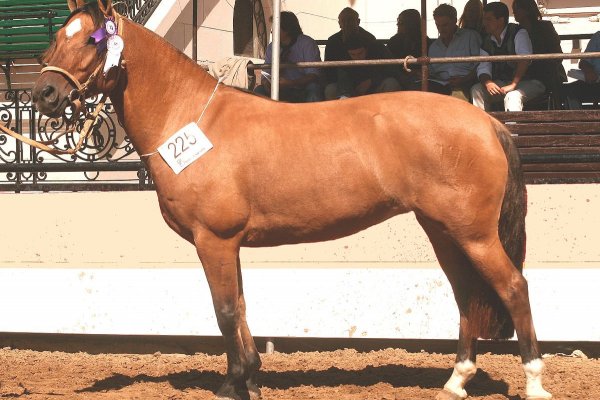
[0,184,598,340]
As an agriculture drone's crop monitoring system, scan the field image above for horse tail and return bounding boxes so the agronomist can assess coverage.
[467,118,527,339]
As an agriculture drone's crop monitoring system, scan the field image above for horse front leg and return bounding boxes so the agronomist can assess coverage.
[237,256,262,399]
[196,234,251,400]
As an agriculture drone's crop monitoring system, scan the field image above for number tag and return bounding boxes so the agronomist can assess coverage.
[158,123,213,174]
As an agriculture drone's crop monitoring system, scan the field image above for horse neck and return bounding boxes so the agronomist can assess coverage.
[111,19,217,155]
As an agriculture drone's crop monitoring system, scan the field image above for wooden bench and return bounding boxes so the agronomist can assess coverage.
[0,0,70,90]
[491,110,600,184]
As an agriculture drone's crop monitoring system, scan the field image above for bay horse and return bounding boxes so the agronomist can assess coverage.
[32,1,552,399]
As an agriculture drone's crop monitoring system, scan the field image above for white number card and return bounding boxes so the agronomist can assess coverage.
[158,123,213,174]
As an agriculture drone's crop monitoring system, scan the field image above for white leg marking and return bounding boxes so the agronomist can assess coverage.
[65,18,82,38]
[443,360,477,399]
[524,359,552,399]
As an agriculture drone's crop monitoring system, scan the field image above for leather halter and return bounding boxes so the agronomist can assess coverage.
[40,62,104,104]
[0,14,124,155]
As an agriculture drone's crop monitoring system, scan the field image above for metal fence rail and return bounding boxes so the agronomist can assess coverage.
[249,51,600,70]
[0,88,151,192]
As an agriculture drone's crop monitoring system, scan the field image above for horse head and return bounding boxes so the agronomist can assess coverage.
[33,0,122,118]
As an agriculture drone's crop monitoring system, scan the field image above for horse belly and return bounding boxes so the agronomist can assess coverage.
[242,194,406,247]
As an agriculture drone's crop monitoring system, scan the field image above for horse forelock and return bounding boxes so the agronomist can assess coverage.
[42,3,105,64]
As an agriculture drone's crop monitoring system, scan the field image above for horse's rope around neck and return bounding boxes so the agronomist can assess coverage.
[0,14,125,155]
[140,76,225,159]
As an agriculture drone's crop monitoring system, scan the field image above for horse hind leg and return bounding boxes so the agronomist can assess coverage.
[417,216,478,400]
[452,229,551,400]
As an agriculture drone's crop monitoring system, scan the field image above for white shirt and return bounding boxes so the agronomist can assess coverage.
[477,25,533,78]
[428,28,482,84]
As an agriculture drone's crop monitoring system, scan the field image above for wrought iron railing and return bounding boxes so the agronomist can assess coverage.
[114,0,162,25]
[0,88,152,192]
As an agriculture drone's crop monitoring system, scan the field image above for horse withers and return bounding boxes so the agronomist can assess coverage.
[32,1,552,399]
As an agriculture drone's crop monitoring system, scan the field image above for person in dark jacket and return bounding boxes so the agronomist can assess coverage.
[327,32,400,99]
[512,0,566,107]
[470,1,545,111]
[561,30,600,109]
[324,8,376,88]
[386,9,431,89]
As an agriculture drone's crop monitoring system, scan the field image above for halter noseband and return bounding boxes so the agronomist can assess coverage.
[40,63,104,103]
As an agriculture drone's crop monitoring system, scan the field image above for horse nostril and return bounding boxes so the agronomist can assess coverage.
[39,85,59,106]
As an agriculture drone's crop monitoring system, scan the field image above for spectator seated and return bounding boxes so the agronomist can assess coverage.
[325,33,400,99]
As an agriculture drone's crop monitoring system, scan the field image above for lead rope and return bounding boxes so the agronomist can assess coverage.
[139,76,225,158]
[0,95,107,155]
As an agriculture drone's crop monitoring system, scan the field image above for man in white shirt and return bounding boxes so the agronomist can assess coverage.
[428,4,481,100]
[471,2,545,111]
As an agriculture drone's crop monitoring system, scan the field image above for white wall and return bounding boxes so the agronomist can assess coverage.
[0,185,598,340]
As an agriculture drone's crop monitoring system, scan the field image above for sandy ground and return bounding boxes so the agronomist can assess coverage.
[0,346,597,399]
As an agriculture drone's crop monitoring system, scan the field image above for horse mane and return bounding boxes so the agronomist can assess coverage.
[121,12,215,85]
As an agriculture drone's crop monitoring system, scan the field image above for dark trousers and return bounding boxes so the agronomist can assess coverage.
[562,80,600,109]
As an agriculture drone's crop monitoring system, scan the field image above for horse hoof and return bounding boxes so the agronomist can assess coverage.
[215,380,259,400]
[436,389,466,400]
[247,381,262,400]
[249,389,262,400]
[526,388,552,400]
[215,386,242,400]
[214,396,240,400]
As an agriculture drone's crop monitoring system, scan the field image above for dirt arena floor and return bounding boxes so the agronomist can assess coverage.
[0,345,598,399]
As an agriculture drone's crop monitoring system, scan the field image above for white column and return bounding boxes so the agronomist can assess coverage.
[270,0,281,100]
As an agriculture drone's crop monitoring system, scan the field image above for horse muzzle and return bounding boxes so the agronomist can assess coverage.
[32,83,70,118]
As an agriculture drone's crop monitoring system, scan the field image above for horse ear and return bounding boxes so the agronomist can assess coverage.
[67,0,85,11]
[97,0,114,16]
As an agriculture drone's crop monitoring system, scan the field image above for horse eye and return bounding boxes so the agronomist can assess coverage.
[87,37,96,46]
